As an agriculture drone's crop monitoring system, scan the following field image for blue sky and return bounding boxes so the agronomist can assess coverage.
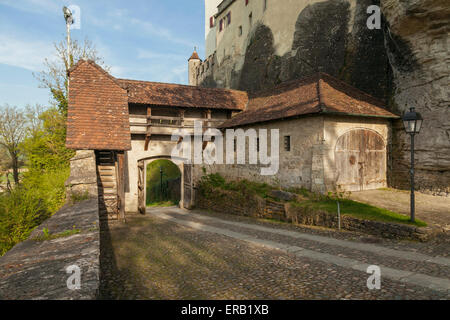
[0,0,205,107]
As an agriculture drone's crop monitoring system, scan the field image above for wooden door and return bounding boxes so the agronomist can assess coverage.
[138,160,145,214]
[183,164,193,209]
[335,129,386,191]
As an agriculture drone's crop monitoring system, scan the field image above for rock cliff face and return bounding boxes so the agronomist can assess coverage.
[381,0,449,195]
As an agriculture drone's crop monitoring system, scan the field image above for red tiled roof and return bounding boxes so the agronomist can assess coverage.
[220,73,399,128]
[66,60,131,151]
[188,51,200,61]
[118,79,247,111]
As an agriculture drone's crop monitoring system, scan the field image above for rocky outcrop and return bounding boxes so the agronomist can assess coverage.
[381,0,450,195]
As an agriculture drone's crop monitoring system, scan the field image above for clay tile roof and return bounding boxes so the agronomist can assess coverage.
[66,60,131,151]
[220,73,399,128]
[117,79,248,111]
[188,51,200,61]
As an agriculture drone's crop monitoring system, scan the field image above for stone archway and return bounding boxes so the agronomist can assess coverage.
[137,156,192,214]
[334,129,387,191]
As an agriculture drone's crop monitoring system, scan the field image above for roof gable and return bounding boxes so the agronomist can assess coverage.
[220,73,399,128]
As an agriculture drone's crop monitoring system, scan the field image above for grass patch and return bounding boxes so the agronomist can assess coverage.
[199,173,427,228]
[32,226,81,241]
[198,172,273,199]
[291,199,427,227]
[147,201,178,208]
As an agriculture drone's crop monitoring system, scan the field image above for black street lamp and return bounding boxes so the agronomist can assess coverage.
[402,107,423,222]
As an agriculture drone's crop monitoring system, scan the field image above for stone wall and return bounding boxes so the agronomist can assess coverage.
[195,0,392,101]
[0,151,101,299]
[65,150,98,200]
[192,116,391,194]
[285,203,434,241]
[0,199,100,299]
[196,187,434,241]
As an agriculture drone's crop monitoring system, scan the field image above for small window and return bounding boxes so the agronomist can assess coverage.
[227,12,231,25]
[234,138,237,152]
[284,136,291,151]
[264,0,267,11]
[249,12,252,25]
[219,19,223,31]
[256,138,260,152]
[245,0,249,6]
[238,26,242,36]
[210,16,214,28]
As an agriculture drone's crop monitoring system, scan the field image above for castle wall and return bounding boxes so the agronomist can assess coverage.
[195,0,390,101]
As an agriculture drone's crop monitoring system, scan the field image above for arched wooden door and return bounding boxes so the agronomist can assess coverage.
[335,129,386,191]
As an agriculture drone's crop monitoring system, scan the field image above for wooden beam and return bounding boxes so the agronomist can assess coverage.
[144,106,152,151]
[117,152,126,222]
[202,109,212,151]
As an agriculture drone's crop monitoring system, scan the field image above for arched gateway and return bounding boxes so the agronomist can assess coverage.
[137,156,193,214]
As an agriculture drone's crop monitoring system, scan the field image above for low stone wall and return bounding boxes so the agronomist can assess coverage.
[0,150,101,300]
[285,204,434,241]
[0,199,100,299]
[196,188,435,241]
[196,187,265,218]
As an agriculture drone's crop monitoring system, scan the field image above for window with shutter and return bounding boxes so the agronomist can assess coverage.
[245,0,249,6]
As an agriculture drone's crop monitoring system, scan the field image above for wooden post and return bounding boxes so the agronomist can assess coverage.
[117,152,126,221]
[202,109,211,150]
[144,106,152,151]
[180,109,185,128]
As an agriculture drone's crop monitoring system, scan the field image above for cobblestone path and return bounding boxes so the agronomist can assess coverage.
[100,207,450,300]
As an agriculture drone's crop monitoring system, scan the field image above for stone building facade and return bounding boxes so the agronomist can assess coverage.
[67,61,397,217]
[190,0,449,196]
[200,73,396,193]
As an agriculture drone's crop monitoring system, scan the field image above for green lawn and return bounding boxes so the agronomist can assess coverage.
[292,199,427,227]
[147,200,178,207]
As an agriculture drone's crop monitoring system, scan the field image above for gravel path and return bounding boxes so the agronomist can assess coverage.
[99,207,450,300]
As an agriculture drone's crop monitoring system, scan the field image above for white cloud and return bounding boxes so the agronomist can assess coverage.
[0,34,55,71]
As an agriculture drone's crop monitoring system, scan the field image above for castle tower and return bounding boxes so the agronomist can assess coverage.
[188,48,201,86]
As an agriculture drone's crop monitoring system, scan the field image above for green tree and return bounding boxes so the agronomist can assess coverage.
[33,38,109,116]
[0,105,27,185]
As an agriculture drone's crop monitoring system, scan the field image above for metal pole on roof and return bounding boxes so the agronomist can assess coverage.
[63,6,73,93]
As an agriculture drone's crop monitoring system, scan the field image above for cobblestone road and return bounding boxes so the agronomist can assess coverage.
[100,207,450,300]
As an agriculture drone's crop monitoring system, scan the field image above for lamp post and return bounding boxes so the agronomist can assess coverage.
[63,6,73,91]
[402,107,423,222]
[160,167,163,201]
